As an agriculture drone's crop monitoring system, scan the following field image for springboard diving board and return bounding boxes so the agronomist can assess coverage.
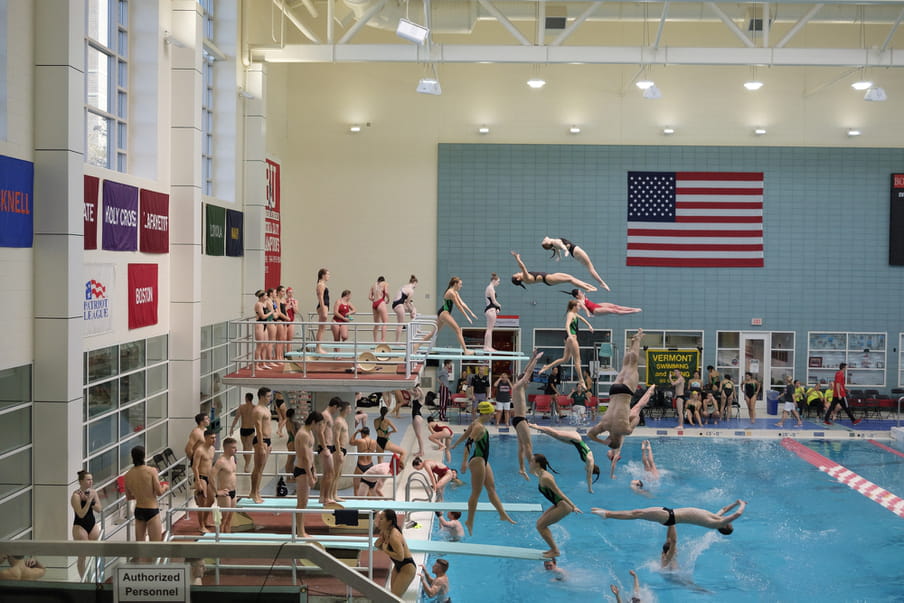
[195,533,546,560]
[236,498,542,513]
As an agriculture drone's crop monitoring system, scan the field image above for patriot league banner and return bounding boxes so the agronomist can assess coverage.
[226,209,244,257]
[139,189,169,253]
[84,175,100,250]
[890,174,904,266]
[0,154,34,248]
[102,180,139,251]
[84,263,114,336]
[205,203,225,255]
[265,159,281,289]
[645,349,700,387]
[128,263,158,330]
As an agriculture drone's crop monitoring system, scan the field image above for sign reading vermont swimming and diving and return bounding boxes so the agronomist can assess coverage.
[84,175,100,250]
[84,263,114,336]
[114,564,188,603]
[102,180,139,251]
[0,154,34,248]
[645,349,700,386]
[265,159,281,289]
[128,263,158,330]
[139,189,169,253]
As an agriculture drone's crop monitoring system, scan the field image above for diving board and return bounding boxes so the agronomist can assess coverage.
[236,498,543,513]
[196,534,546,560]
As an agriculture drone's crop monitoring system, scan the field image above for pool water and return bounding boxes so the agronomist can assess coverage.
[427,435,904,602]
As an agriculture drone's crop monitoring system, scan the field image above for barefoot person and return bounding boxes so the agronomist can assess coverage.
[230,393,256,472]
[510,251,597,292]
[450,401,516,535]
[528,423,600,493]
[248,387,272,504]
[412,457,459,502]
[483,273,502,351]
[293,411,321,537]
[436,276,478,355]
[369,276,390,342]
[211,437,238,533]
[314,268,330,353]
[410,383,428,458]
[124,446,169,541]
[71,470,102,576]
[392,274,419,341]
[587,330,656,478]
[349,426,378,492]
[541,236,611,290]
[375,509,417,597]
[373,406,407,466]
[530,453,582,558]
[427,417,454,463]
[539,300,594,376]
[356,455,402,497]
[327,398,351,504]
[316,398,337,505]
[0,555,46,581]
[513,350,544,479]
[591,499,748,535]
[742,372,761,425]
[184,413,210,467]
[570,289,641,317]
[192,429,217,533]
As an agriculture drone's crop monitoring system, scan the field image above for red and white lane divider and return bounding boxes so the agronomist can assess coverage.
[782,438,904,518]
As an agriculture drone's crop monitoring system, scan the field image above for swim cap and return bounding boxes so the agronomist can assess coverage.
[478,401,495,414]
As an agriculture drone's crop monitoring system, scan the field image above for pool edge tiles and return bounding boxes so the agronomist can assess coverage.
[782,437,904,518]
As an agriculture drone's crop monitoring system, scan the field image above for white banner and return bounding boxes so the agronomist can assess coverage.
[84,263,114,336]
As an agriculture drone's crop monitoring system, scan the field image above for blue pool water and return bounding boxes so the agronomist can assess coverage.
[427,435,904,602]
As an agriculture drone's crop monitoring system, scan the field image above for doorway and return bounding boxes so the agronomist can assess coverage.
[740,332,769,401]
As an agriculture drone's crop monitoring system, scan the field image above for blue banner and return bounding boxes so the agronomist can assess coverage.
[0,155,34,248]
[102,180,139,251]
[226,209,244,256]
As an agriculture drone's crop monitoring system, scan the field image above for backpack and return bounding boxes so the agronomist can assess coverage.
[276,477,288,497]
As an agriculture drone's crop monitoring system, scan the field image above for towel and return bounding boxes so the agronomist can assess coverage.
[334,509,360,526]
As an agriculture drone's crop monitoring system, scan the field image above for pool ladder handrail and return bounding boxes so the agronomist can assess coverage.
[405,471,434,502]
[897,396,904,427]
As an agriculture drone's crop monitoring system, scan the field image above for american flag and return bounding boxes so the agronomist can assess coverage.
[626,171,764,267]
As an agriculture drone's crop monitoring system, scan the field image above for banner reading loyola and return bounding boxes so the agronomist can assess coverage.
[265,159,281,289]
[645,349,700,386]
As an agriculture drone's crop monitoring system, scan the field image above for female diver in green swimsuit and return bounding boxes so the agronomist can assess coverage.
[540,300,593,375]
[436,277,478,355]
[528,423,601,493]
[450,401,516,535]
[529,453,582,559]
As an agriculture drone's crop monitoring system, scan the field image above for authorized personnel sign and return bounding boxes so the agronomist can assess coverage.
[114,564,188,602]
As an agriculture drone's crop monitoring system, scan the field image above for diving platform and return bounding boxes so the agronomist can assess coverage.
[236,498,543,513]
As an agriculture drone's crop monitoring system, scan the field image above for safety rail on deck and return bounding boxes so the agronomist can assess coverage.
[0,540,401,603]
[229,315,438,380]
[898,396,904,427]
[404,471,434,503]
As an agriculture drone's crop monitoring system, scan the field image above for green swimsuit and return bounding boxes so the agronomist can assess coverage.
[538,482,564,506]
[468,430,490,463]
[569,316,579,336]
[437,297,453,315]
[572,440,591,463]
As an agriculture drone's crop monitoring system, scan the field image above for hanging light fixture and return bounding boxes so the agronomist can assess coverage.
[744,65,763,90]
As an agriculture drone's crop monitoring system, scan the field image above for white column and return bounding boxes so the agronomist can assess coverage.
[168,1,204,448]
[242,63,267,314]
[31,0,87,542]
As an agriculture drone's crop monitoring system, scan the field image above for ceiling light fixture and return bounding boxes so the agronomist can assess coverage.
[416,77,442,95]
[527,77,546,89]
[349,125,361,133]
[847,128,862,137]
[662,127,675,135]
[754,128,767,136]
[635,80,655,90]
[744,80,764,91]
[478,126,490,135]
[569,126,581,134]
[851,80,873,91]
[642,85,662,100]
[396,18,429,45]
[864,87,887,101]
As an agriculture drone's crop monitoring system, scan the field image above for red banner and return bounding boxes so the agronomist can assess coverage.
[265,159,281,289]
[128,263,158,330]
[139,189,169,253]
[84,175,99,250]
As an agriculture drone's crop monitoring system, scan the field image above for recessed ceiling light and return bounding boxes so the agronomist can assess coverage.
[527,77,546,89]
[662,127,675,135]
[478,126,490,134]
[754,128,767,136]
[847,128,862,137]
[349,125,361,133]
[744,80,764,91]
[851,80,873,91]
[569,126,581,134]
[635,80,655,90]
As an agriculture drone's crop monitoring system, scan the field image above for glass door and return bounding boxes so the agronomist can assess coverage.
[740,333,769,400]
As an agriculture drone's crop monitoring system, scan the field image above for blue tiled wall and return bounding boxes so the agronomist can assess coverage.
[436,143,904,383]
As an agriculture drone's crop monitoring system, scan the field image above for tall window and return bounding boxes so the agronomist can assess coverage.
[0,0,7,141]
[86,0,129,171]
[0,365,33,540]
[201,0,216,196]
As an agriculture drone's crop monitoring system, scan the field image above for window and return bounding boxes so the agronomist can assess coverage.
[533,328,612,389]
[201,0,216,196]
[0,364,33,540]
[200,321,239,429]
[86,0,128,171]
[627,330,704,384]
[0,0,7,141]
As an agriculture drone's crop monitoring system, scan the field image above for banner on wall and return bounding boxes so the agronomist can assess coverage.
[128,263,158,329]
[645,349,700,387]
[139,189,169,253]
[84,175,99,250]
[226,209,244,256]
[102,180,139,251]
[83,263,114,336]
[0,154,34,248]
[265,159,281,289]
[890,174,904,266]
[205,203,225,256]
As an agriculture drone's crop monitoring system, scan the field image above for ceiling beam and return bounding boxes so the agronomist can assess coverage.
[776,3,824,48]
[477,0,532,45]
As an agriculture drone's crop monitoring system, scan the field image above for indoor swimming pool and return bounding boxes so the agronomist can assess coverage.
[426,434,904,602]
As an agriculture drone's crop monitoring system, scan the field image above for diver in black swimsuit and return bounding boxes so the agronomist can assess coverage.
[376,509,417,597]
[510,251,597,291]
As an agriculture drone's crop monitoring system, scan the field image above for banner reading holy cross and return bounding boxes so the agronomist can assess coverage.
[102,180,139,251]
[139,189,169,253]
[265,159,281,289]
[0,154,34,248]
[128,263,158,330]
[84,175,99,250]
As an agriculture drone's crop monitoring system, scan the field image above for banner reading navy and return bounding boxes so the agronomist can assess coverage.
[115,564,188,603]
[645,349,699,386]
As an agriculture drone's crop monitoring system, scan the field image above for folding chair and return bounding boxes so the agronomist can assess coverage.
[162,447,188,489]
[531,395,552,419]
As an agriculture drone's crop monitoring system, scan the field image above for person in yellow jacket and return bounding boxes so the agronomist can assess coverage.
[805,382,826,417]
[793,380,807,416]
[822,379,836,420]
